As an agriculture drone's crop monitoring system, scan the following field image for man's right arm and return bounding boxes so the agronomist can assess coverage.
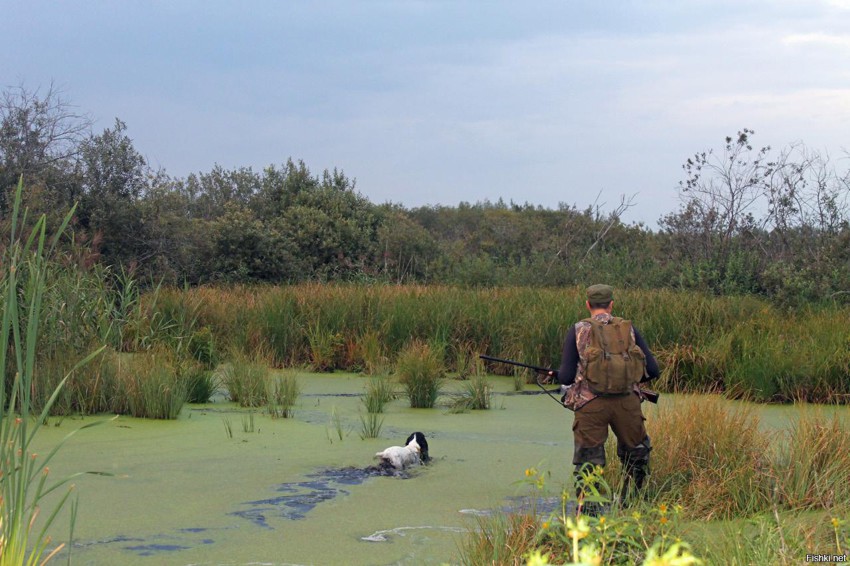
[634,328,660,382]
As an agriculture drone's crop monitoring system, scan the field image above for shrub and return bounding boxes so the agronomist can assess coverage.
[396,341,444,408]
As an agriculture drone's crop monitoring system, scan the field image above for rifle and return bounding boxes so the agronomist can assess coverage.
[479,354,660,407]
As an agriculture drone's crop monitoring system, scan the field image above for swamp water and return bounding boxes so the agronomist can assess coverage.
[34,374,574,565]
[32,375,845,565]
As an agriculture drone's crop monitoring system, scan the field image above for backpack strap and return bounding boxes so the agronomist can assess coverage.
[583,317,611,360]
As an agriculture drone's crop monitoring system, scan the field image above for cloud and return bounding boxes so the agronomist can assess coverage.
[783,32,850,49]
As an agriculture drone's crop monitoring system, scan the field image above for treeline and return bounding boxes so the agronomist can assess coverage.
[2,86,848,303]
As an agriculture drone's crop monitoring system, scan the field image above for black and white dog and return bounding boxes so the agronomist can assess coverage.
[374,432,429,471]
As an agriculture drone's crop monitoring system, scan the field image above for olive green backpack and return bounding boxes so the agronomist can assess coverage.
[582,317,646,395]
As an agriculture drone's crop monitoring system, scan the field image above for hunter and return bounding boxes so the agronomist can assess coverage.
[558,284,660,512]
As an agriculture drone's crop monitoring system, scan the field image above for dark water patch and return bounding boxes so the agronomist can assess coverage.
[68,529,226,561]
[73,534,145,549]
[301,392,363,397]
[124,543,190,556]
[230,508,272,529]
[231,465,420,529]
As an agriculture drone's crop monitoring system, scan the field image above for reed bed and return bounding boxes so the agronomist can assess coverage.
[156,284,849,403]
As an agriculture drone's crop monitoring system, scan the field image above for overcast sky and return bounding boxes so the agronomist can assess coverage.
[4,0,849,225]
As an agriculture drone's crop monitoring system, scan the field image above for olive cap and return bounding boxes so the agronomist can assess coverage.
[586,284,614,304]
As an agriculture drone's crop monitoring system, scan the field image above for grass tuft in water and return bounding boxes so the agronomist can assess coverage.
[266,371,301,418]
[241,412,256,433]
[396,341,444,409]
[118,348,189,419]
[359,411,384,439]
[222,349,268,407]
[449,374,492,413]
[363,376,395,414]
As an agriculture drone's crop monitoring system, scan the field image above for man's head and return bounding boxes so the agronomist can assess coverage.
[586,284,614,314]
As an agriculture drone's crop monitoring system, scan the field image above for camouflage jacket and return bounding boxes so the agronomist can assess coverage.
[562,312,640,411]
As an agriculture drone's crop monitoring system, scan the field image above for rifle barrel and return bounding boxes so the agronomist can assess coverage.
[479,354,554,375]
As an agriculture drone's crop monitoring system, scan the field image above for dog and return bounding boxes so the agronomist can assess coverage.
[406,432,429,463]
[374,432,429,471]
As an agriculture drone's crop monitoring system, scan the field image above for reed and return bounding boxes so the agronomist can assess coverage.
[455,509,541,566]
[395,341,444,409]
[185,367,218,404]
[0,179,105,565]
[328,406,346,441]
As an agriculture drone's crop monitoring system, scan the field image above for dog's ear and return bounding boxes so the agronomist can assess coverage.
[414,432,430,461]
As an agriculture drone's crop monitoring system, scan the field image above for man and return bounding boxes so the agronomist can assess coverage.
[558,284,660,512]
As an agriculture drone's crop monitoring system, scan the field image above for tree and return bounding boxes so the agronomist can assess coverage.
[0,83,91,211]
[183,164,260,220]
[659,129,774,292]
[77,119,150,267]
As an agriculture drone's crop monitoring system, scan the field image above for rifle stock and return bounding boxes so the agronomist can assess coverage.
[479,354,660,404]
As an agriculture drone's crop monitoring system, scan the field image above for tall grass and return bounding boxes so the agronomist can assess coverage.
[603,395,850,521]
[148,284,850,403]
[0,179,105,564]
[772,409,850,509]
[643,395,772,519]
[456,399,850,565]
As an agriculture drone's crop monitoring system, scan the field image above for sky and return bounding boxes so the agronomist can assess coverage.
[3,0,850,225]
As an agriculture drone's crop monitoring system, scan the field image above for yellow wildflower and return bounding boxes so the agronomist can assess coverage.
[525,549,550,566]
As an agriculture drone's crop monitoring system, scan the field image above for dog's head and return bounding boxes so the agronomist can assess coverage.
[406,432,429,462]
